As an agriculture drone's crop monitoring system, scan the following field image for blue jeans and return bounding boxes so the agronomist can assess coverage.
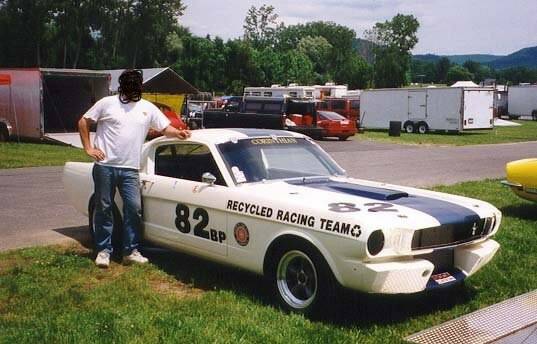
[92,164,142,255]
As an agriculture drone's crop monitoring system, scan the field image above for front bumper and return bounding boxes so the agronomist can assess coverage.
[339,239,499,294]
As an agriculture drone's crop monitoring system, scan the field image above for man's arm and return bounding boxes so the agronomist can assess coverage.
[162,125,191,140]
[78,116,105,161]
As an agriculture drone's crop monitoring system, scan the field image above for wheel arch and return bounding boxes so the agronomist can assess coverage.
[262,231,343,286]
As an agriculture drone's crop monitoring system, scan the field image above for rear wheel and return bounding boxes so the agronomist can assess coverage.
[88,198,123,255]
[268,240,336,315]
[417,122,428,134]
[338,135,350,141]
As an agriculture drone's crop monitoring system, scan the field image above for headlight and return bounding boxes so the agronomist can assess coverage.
[367,230,385,256]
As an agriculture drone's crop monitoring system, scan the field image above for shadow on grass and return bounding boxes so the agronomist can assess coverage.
[141,246,476,328]
[500,203,537,221]
[56,225,476,327]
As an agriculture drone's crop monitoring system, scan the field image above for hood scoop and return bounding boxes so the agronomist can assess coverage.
[287,180,409,201]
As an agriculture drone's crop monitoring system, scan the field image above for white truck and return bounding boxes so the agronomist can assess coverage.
[507,85,537,120]
[360,87,495,133]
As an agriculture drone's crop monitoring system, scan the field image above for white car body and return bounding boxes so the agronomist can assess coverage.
[64,129,501,304]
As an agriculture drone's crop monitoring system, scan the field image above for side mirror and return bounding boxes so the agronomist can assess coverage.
[202,172,217,186]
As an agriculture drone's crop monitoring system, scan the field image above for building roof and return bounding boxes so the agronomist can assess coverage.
[105,67,199,94]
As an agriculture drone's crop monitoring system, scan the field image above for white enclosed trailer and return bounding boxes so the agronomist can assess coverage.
[360,87,494,133]
[507,85,537,119]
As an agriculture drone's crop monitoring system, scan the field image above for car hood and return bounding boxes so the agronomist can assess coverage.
[234,176,498,234]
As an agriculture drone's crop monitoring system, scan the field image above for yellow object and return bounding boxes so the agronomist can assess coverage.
[142,93,185,113]
[504,158,537,202]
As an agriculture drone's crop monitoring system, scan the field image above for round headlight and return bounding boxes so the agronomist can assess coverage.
[367,230,385,256]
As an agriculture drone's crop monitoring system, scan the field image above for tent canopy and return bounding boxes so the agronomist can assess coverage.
[106,67,199,94]
[451,80,479,88]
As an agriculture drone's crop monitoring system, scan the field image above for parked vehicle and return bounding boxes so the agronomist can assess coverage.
[317,97,360,124]
[501,158,537,202]
[507,85,537,120]
[147,102,187,139]
[316,110,357,140]
[201,96,326,139]
[360,87,495,133]
[0,68,109,145]
[64,129,502,315]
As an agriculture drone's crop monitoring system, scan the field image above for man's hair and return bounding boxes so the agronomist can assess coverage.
[118,69,143,104]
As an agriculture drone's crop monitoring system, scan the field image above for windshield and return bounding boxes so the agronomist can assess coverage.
[218,137,345,184]
[318,111,347,121]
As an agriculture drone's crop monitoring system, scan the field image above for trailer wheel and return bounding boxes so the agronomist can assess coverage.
[403,121,415,134]
[0,123,9,142]
[417,122,428,134]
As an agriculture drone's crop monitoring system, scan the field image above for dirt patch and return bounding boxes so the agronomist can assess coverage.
[148,277,203,299]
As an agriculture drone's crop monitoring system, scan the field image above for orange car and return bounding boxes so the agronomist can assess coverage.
[147,102,187,139]
[317,110,357,140]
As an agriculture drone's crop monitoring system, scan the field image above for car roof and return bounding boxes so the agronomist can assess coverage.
[148,128,306,146]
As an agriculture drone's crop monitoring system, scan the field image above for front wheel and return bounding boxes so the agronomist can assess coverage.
[269,241,336,315]
[404,121,415,133]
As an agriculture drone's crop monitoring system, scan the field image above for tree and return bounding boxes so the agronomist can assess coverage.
[243,4,280,49]
[435,57,451,84]
[297,36,332,82]
[367,14,419,87]
[446,65,474,84]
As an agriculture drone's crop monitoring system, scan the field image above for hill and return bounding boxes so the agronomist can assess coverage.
[413,46,537,69]
[489,46,537,69]
[413,54,503,65]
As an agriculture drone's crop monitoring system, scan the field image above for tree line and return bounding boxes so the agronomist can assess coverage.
[0,1,535,94]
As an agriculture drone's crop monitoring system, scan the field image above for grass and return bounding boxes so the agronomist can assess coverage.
[0,180,536,343]
[0,142,91,169]
[354,120,537,146]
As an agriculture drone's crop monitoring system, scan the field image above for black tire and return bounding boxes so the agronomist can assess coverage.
[338,136,350,141]
[403,121,415,134]
[88,198,123,255]
[417,122,428,134]
[267,240,337,316]
[0,124,8,142]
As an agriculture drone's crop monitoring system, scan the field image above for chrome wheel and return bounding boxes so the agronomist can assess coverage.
[276,250,318,309]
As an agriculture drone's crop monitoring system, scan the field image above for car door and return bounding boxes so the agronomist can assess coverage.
[141,142,229,257]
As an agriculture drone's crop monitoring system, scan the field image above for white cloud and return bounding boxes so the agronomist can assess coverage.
[181,0,537,55]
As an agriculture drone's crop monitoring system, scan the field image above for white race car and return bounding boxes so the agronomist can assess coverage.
[63,129,501,314]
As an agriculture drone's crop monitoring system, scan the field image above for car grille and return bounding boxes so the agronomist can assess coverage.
[411,216,495,250]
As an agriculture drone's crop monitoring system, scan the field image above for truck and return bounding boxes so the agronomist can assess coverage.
[0,68,110,145]
[507,85,537,120]
[199,96,326,139]
[360,87,495,134]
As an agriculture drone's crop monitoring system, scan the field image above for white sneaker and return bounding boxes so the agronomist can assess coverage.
[95,250,110,268]
[123,249,149,265]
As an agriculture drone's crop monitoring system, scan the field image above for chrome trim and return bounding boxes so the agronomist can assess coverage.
[500,180,523,189]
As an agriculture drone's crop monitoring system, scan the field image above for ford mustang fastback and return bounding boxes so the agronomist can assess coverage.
[63,129,501,315]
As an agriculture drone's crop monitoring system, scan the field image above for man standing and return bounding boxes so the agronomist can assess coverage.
[78,69,190,268]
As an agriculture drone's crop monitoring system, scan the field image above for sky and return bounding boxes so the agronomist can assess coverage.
[180,0,537,56]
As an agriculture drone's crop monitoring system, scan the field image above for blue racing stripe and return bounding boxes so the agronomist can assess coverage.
[287,179,481,225]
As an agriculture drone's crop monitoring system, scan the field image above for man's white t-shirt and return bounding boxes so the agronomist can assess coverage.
[83,95,170,170]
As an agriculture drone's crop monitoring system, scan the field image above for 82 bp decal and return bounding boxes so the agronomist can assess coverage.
[175,203,226,243]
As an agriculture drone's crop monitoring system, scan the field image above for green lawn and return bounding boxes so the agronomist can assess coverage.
[1,180,536,343]
[355,120,537,146]
[0,142,91,169]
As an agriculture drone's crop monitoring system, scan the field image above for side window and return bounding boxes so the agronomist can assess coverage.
[155,143,226,186]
